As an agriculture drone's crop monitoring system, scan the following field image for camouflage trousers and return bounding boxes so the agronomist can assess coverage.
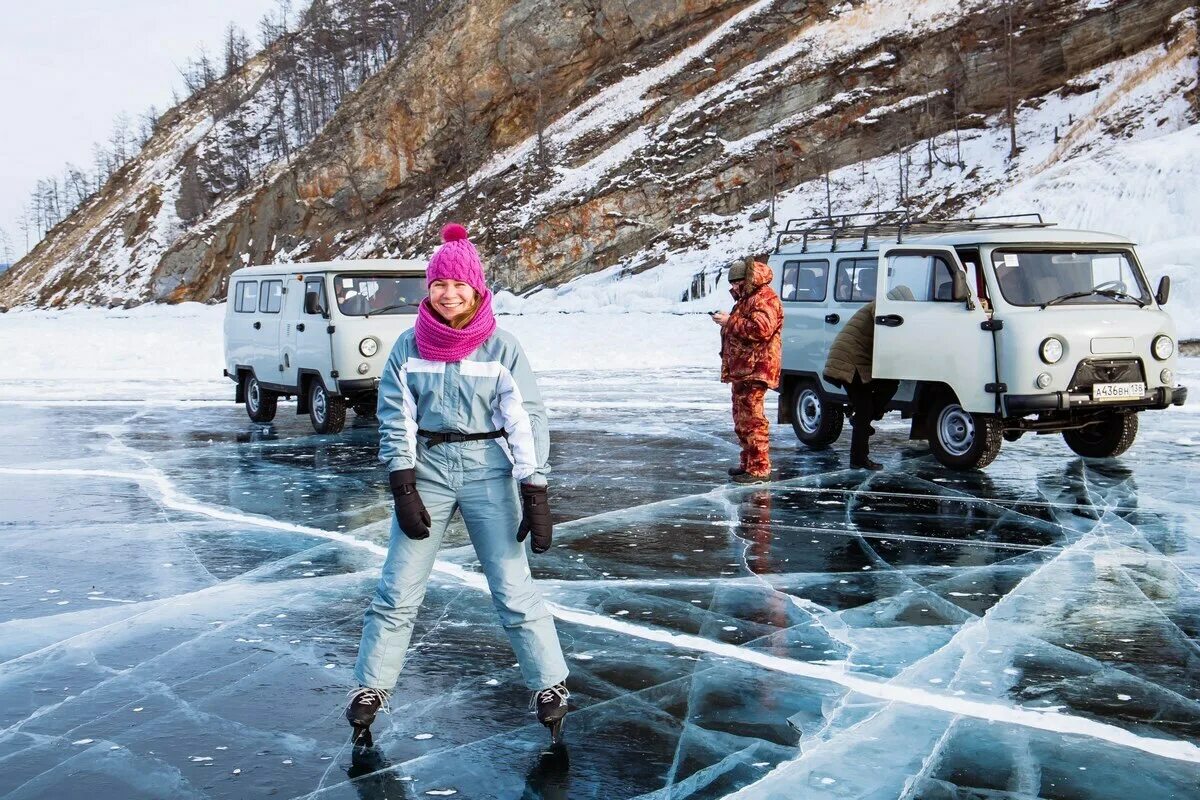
[731,380,771,476]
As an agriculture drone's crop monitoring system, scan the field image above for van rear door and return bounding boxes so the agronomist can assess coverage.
[777,255,834,383]
[255,278,285,384]
[872,246,995,414]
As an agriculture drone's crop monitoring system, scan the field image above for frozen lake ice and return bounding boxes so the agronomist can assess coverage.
[1,366,1199,799]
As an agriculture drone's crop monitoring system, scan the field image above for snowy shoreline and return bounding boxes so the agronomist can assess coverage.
[0,303,723,402]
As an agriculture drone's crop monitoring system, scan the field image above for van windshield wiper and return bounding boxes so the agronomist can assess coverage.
[1041,289,1146,309]
[364,301,421,318]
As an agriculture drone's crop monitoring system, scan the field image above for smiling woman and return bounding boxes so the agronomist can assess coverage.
[347,221,572,747]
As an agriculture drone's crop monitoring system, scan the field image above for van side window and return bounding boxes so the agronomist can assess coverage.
[259,280,283,313]
[781,260,829,302]
[834,258,877,302]
[930,257,957,302]
[235,281,259,313]
[304,279,327,315]
[956,248,990,310]
[886,254,959,302]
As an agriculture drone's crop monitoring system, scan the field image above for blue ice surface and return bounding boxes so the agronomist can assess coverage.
[1,366,1199,799]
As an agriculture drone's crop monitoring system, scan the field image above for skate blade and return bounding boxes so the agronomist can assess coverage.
[351,725,374,749]
[548,716,565,744]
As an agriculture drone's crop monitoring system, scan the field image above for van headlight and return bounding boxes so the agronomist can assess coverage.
[1039,337,1064,364]
[1152,335,1174,360]
[359,337,380,357]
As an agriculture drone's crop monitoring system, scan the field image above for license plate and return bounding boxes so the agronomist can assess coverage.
[1092,382,1145,402]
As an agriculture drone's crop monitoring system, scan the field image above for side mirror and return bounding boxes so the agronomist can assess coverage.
[303,292,325,316]
[1156,275,1170,306]
[952,271,970,303]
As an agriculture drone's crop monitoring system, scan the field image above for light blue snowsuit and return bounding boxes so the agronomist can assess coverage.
[353,327,569,691]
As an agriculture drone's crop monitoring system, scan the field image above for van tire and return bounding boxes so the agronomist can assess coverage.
[791,379,844,449]
[309,381,346,434]
[927,396,1002,470]
[1062,413,1138,458]
[244,374,278,423]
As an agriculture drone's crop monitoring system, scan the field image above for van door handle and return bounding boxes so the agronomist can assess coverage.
[253,321,261,330]
[875,314,904,327]
[296,323,305,332]
[824,314,840,324]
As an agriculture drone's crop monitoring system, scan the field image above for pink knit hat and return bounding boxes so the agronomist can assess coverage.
[426,223,486,295]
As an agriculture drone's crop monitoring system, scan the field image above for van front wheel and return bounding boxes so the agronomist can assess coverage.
[791,380,844,449]
[244,374,278,423]
[927,398,1002,470]
[1062,413,1138,458]
[309,381,346,434]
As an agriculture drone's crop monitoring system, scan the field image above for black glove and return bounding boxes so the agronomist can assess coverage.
[389,469,431,540]
[516,483,553,554]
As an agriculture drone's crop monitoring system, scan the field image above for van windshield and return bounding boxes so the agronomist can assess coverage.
[990,249,1150,308]
[333,274,427,316]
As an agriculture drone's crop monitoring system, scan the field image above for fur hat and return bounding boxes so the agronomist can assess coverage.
[727,257,751,283]
[426,223,486,295]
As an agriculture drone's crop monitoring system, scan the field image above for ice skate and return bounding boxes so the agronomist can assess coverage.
[532,683,569,743]
[346,686,390,747]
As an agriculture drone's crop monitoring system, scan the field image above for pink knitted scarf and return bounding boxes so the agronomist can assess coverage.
[414,289,497,361]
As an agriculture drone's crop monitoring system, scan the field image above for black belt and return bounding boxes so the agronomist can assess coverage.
[417,429,507,447]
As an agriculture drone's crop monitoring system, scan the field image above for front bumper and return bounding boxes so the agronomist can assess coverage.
[337,377,380,395]
[1004,385,1187,416]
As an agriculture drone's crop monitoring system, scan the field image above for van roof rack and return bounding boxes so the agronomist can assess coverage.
[775,211,1052,253]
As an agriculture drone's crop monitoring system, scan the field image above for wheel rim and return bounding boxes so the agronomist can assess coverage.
[937,405,976,457]
[313,386,327,424]
[247,379,260,413]
[796,389,823,435]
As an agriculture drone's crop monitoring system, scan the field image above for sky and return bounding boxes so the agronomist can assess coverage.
[0,0,281,262]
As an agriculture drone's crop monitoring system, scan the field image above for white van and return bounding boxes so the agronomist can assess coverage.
[222,259,427,433]
[772,213,1187,470]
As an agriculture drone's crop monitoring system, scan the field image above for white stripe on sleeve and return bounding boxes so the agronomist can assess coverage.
[399,363,419,463]
[495,363,536,480]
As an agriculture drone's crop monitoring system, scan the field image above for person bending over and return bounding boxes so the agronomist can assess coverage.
[822,296,901,470]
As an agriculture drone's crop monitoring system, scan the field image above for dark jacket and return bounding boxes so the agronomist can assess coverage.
[823,301,876,385]
[720,261,783,388]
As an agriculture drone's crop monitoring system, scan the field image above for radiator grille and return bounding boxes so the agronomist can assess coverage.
[1069,358,1145,390]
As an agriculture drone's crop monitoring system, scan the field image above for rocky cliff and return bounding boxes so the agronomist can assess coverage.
[2,0,1197,308]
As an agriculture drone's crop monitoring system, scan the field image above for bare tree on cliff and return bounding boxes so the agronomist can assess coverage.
[1004,0,1019,159]
[91,143,112,191]
[333,152,368,220]
[0,226,13,266]
[531,66,552,174]
[1195,1,1200,115]
[224,23,252,76]
[447,53,488,196]
[109,113,132,168]
[17,209,31,256]
[63,164,89,209]
[138,106,159,148]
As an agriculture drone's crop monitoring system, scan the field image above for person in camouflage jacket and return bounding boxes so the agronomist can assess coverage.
[713,257,783,483]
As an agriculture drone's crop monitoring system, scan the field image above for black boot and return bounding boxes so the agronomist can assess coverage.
[346,687,390,747]
[728,467,746,477]
[850,455,883,471]
[532,683,570,743]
